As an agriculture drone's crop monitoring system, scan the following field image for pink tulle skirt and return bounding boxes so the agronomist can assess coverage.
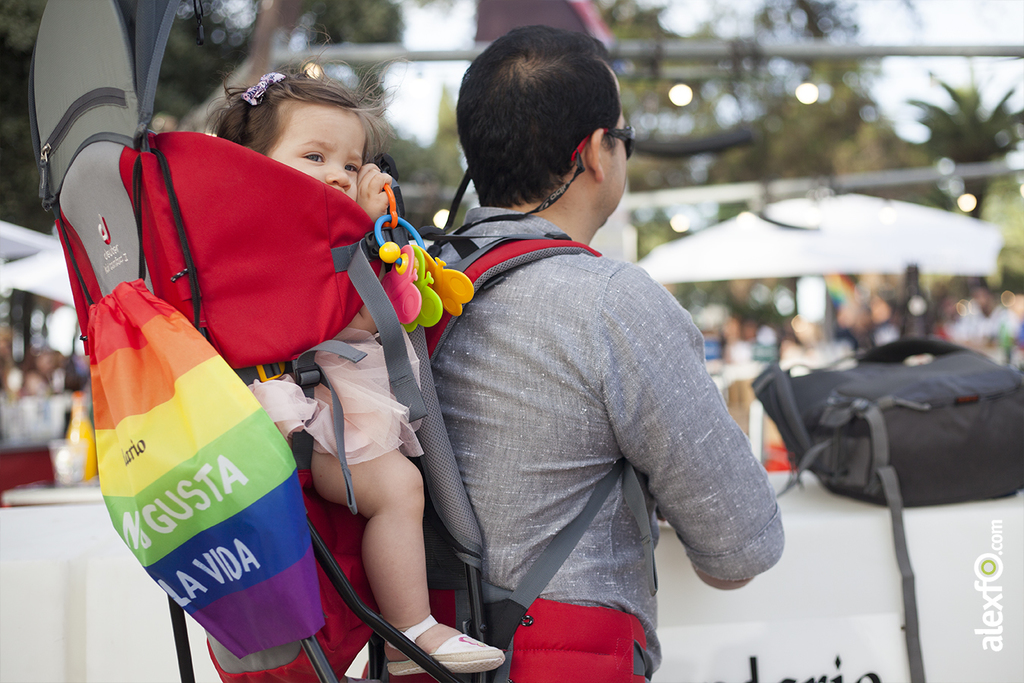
[249,328,423,464]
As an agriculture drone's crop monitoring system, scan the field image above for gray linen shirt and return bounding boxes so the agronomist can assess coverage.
[431,208,785,667]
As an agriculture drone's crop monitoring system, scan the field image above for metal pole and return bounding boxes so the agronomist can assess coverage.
[274,40,1024,67]
[622,160,1024,208]
[167,597,196,683]
[301,637,341,683]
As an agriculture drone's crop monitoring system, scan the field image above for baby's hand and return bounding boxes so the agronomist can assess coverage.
[355,164,393,220]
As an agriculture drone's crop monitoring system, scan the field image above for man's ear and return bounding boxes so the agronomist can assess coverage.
[581,128,607,183]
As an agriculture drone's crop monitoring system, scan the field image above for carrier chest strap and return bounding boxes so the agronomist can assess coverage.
[294,340,367,516]
[425,238,600,357]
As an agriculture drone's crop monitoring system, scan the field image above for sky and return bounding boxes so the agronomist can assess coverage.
[388,0,1024,148]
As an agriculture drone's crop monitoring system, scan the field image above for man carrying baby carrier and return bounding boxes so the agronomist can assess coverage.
[430,25,785,681]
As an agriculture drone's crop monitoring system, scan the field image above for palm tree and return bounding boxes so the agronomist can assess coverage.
[909,78,1022,217]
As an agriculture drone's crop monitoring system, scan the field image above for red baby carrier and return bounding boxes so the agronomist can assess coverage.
[31,2,475,681]
[30,2,655,681]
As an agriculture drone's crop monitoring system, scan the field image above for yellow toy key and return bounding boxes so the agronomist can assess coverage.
[421,252,474,317]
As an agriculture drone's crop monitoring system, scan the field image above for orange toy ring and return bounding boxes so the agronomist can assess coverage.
[384,184,398,228]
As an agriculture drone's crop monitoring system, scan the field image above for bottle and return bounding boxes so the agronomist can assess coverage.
[67,391,98,481]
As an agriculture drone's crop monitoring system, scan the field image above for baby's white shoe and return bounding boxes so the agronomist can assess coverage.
[386,616,505,677]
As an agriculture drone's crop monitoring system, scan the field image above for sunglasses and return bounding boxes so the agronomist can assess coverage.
[534,125,636,214]
[604,126,635,159]
[571,126,636,165]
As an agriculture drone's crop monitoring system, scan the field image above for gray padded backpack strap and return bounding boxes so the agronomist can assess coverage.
[59,141,148,296]
[333,243,427,422]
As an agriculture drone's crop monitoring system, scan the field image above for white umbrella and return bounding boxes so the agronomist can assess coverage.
[639,194,1004,283]
[0,220,60,260]
[1,221,75,306]
[0,248,76,306]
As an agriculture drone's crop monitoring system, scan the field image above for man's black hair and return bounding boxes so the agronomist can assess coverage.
[456,25,621,208]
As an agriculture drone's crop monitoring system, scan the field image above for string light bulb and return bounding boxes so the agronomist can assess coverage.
[957,193,977,212]
[795,82,819,104]
[670,213,690,233]
[668,83,693,107]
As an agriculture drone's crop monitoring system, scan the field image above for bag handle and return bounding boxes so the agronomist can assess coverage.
[877,465,926,683]
[858,338,967,364]
[762,363,815,455]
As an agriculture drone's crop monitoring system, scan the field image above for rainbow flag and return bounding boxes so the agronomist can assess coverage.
[89,280,323,658]
[824,273,858,308]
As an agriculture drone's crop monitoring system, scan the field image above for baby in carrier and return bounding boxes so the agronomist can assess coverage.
[213,70,504,677]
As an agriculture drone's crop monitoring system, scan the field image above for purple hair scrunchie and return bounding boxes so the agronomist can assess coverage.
[243,72,286,106]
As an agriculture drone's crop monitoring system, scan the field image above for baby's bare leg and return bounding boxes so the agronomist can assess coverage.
[311,450,461,654]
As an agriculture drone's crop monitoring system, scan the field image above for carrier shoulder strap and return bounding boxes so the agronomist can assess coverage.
[237,243,429,517]
[425,236,600,357]
[486,460,655,650]
[333,243,426,422]
[283,244,428,516]
[292,339,367,516]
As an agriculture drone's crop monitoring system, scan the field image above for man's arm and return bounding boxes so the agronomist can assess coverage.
[693,566,753,590]
[599,264,785,582]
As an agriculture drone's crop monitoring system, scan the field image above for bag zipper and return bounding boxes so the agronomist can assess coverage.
[39,87,128,202]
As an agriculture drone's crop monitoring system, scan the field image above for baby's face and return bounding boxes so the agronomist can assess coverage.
[266,101,365,201]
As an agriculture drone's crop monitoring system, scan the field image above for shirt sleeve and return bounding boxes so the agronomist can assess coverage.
[597,263,784,581]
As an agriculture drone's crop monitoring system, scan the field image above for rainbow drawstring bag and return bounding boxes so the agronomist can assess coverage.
[88,279,323,658]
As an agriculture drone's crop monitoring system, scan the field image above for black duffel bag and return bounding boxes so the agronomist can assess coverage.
[753,337,1024,683]
[754,337,1024,506]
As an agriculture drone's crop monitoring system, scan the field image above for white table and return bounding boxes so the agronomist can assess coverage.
[653,474,1023,683]
[0,475,1020,683]
[2,482,103,507]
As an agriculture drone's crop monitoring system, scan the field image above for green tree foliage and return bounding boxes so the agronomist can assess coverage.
[158,0,401,124]
[0,0,401,233]
[152,1,257,122]
[702,3,924,187]
[1,0,48,232]
[978,176,1024,293]
[910,80,1022,164]
[909,79,1023,218]
[603,0,677,40]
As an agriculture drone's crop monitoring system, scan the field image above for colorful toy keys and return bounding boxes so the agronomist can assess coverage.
[381,244,421,326]
[374,190,474,331]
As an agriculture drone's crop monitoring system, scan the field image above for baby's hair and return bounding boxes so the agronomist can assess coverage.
[212,67,390,162]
